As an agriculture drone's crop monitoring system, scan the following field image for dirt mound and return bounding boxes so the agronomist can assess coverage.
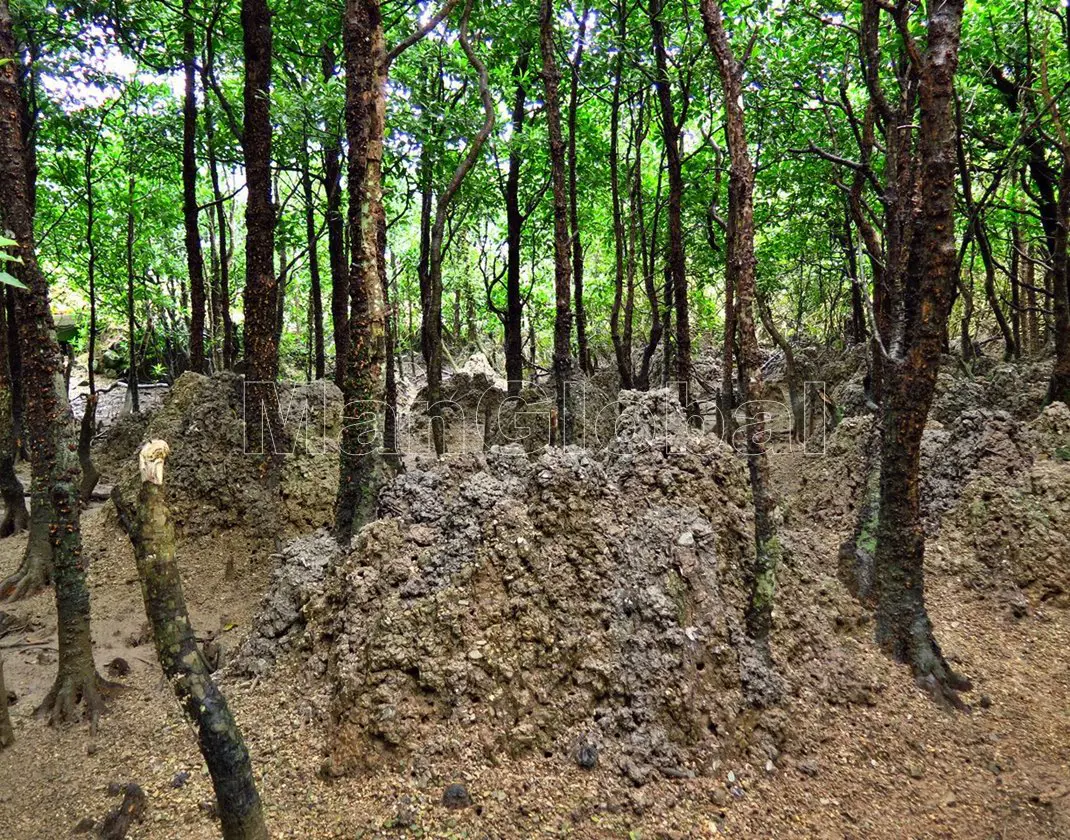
[112,372,342,538]
[936,402,1070,605]
[229,528,339,677]
[313,394,760,784]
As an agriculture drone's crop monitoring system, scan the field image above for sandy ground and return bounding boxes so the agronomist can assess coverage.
[0,451,1067,839]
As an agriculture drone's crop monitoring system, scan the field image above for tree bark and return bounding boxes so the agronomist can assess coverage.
[241,0,282,449]
[0,0,105,722]
[870,0,972,705]
[183,0,207,373]
[113,443,268,840]
[334,0,392,542]
[702,0,779,694]
[540,0,575,445]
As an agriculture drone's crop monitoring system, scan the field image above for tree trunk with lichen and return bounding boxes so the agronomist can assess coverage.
[114,442,268,840]
[0,0,105,722]
[334,0,392,542]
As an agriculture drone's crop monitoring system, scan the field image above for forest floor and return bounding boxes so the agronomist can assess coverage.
[0,445,1067,839]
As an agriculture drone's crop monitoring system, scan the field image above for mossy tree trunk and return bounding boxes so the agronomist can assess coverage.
[0,0,105,722]
[114,442,268,840]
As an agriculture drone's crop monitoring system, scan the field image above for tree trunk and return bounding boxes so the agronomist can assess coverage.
[504,49,530,396]
[334,0,392,542]
[651,0,693,417]
[0,294,26,538]
[702,0,779,696]
[201,74,234,369]
[423,2,494,456]
[609,4,633,390]
[758,297,804,442]
[0,0,105,722]
[113,443,268,840]
[127,175,140,413]
[540,0,574,445]
[301,129,326,381]
[241,0,281,450]
[1010,225,1021,358]
[1047,165,1070,405]
[0,657,12,748]
[322,46,348,389]
[183,0,207,373]
[568,8,590,376]
[871,0,972,705]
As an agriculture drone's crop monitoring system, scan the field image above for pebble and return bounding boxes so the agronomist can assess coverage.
[442,783,472,810]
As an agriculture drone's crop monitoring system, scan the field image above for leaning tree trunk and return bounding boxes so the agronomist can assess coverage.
[702,0,779,701]
[540,0,574,446]
[183,0,207,373]
[241,0,282,450]
[0,0,105,722]
[114,442,268,840]
[0,295,27,538]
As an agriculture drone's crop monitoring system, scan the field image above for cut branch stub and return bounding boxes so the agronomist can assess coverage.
[138,440,170,486]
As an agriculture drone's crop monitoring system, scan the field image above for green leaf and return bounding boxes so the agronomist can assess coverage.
[0,235,17,248]
[0,272,28,290]
[0,252,22,263]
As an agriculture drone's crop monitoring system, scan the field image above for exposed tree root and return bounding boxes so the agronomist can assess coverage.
[880,617,973,711]
[35,669,112,730]
[0,496,28,538]
[0,544,50,601]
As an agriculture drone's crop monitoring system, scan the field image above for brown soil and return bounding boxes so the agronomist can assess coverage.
[0,429,1067,837]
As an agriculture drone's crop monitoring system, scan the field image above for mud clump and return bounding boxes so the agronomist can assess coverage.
[314,391,758,784]
[113,372,341,538]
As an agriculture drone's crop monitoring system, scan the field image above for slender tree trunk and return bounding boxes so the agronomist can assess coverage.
[1010,225,1022,358]
[651,0,693,417]
[126,175,140,413]
[379,214,398,458]
[201,75,234,369]
[241,0,282,450]
[540,0,574,445]
[636,139,663,390]
[0,0,105,721]
[424,0,494,456]
[301,130,326,380]
[702,0,779,697]
[567,8,590,376]
[322,46,348,389]
[78,138,100,502]
[0,657,11,748]
[609,5,633,390]
[504,49,529,396]
[183,0,207,373]
[758,297,804,442]
[114,443,268,840]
